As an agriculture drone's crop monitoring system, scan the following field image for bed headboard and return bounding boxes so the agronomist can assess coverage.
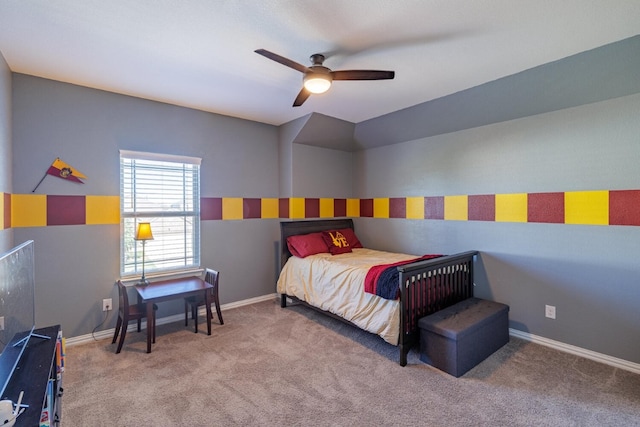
[279,219,354,270]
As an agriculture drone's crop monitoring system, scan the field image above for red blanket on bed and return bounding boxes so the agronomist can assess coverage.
[364,254,442,300]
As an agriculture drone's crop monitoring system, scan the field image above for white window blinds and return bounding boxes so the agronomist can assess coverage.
[120,150,201,277]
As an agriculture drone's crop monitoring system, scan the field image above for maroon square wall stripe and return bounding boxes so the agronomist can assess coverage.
[243,198,261,219]
[305,198,319,218]
[609,190,640,226]
[528,192,564,223]
[278,198,289,218]
[334,199,347,217]
[468,194,495,221]
[389,198,406,218]
[425,196,444,220]
[201,197,222,220]
[47,195,86,225]
[3,193,10,229]
[360,199,373,217]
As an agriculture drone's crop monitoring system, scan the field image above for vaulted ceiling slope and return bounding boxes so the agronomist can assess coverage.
[1,1,639,139]
[352,35,640,150]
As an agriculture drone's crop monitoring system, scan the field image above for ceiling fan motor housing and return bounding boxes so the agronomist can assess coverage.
[310,53,326,65]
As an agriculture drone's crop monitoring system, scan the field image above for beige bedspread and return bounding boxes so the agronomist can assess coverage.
[276,248,417,345]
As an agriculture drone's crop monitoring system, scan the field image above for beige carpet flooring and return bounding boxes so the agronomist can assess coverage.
[62,299,640,426]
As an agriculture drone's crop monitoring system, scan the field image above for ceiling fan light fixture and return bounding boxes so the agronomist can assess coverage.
[303,73,332,94]
[255,49,394,106]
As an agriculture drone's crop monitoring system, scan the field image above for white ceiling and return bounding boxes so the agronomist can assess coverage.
[1,1,639,126]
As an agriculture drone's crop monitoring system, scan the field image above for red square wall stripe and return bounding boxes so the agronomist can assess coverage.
[3,193,10,229]
[243,198,261,219]
[334,199,347,217]
[425,196,444,220]
[528,192,564,223]
[201,197,223,220]
[278,198,289,219]
[609,190,640,226]
[305,198,320,218]
[360,199,374,217]
[47,195,86,226]
[468,194,495,221]
[389,198,406,218]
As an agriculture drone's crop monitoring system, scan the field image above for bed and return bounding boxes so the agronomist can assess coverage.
[277,219,478,366]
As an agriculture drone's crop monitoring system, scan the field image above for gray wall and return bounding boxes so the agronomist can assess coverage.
[11,74,281,337]
[292,144,352,198]
[353,93,640,364]
[280,114,354,199]
[0,52,11,252]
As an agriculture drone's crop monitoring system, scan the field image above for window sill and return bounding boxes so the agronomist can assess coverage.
[119,267,205,286]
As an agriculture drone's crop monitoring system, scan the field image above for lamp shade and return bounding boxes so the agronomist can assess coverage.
[135,222,154,240]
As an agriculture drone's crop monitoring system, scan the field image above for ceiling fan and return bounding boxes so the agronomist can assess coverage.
[255,49,395,107]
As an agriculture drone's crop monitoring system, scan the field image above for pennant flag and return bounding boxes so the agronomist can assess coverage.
[33,157,88,192]
[46,158,87,184]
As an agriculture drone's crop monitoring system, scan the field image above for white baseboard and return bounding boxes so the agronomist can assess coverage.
[65,297,640,375]
[509,328,640,375]
[65,293,278,347]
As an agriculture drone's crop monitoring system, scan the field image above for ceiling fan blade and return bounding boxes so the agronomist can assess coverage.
[254,49,309,73]
[293,87,311,107]
[331,70,395,80]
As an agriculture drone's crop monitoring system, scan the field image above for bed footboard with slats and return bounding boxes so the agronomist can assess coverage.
[396,250,479,366]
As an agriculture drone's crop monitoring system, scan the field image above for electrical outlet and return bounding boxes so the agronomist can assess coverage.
[545,304,556,319]
[0,316,4,331]
[103,298,112,312]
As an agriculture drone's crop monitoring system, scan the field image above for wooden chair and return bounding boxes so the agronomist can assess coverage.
[112,280,157,354]
[184,268,224,333]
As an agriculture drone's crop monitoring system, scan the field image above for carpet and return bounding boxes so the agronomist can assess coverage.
[62,299,640,426]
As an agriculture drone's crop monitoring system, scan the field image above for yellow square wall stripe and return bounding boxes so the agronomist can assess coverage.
[495,193,528,223]
[373,198,390,218]
[12,194,47,227]
[406,197,424,219]
[319,198,334,218]
[444,195,468,221]
[261,198,279,219]
[222,197,243,220]
[346,198,360,217]
[565,191,609,225]
[289,197,305,219]
[86,195,120,225]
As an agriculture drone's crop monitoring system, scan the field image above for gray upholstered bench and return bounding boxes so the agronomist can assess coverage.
[418,297,509,377]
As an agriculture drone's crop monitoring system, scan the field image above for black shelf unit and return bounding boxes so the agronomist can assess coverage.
[2,325,62,426]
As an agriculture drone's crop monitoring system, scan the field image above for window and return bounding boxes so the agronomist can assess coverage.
[120,150,201,278]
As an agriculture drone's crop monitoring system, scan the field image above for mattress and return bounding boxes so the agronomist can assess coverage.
[277,248,417,345]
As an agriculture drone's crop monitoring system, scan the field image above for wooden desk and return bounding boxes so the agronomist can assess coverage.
[136,277,213,353]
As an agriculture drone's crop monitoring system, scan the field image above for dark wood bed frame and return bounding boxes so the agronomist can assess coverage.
[279,219,478,366]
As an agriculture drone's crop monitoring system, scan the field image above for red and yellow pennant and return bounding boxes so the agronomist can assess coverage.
[33,157,87,192]
[46,157,87,183]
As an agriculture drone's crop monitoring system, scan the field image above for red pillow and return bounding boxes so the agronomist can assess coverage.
[321,230,353,255]
[286,232,329,258]
[334,228,363,248]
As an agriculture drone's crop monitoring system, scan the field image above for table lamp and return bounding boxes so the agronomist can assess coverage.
[135,222,154,286]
